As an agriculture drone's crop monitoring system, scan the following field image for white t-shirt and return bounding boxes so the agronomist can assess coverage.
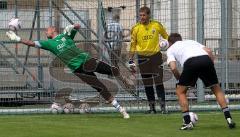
[166,40,208,67]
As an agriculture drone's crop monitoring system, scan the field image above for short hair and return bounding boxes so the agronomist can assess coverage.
[46,26,58,32]
[168,33,182,44]
[139,6,151,15]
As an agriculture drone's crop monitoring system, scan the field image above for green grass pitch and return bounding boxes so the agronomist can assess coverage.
[0,111,239,137]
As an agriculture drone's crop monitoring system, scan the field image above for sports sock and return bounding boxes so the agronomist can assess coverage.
[156,85,166,103]
[111,99,121,111]
[149,102,156,111]
[222,107,232,119]
[182,111,191,124]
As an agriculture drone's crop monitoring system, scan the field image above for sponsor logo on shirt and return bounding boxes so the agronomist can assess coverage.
[57,43,65,51]
[57,37,67,51]
[142,35,153,41]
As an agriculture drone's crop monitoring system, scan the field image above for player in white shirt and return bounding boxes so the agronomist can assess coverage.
[166,33,235,130]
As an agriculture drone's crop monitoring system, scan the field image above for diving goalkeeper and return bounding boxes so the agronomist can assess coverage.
[6,24,129,119]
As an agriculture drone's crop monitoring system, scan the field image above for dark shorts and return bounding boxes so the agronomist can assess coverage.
[73,58,115,101]
[138,52,163,86]
[179,55,218,87]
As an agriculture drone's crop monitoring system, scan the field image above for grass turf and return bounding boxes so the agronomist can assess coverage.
[0,111,239,137]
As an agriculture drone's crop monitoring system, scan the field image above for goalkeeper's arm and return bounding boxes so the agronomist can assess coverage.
[21,39,36,47]
[63,23,80,35]
[6,31,36,47]
[63,24,80,39]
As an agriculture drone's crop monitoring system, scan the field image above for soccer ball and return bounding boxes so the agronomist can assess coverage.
[159,39,169,51]
[63,103,75,114]
[51,102,63,114]
[79,103,91,114]
[182,112,198,125]
[8,17,21,31]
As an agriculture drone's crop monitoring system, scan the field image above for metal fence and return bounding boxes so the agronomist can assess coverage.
[0,0,240,114]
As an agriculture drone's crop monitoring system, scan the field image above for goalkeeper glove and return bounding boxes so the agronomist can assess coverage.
[6,31,21,42]
[63,25,75,36]
[128,59,136,73]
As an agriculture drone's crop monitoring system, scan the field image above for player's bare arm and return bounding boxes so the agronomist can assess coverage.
[6,31,34,47]
[6,30,37,47]
[21,39,36,47]
[203,47,214,62]
[168,61,180,80]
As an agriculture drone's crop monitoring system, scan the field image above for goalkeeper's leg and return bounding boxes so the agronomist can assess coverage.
[93,59,137,98]
[156,84,167,113]
[154,65,167,114]
[74,66,129,119]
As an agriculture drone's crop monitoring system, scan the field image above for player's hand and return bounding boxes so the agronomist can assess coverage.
[63,25,75,36]
[128,59,136,73]
[6,31,21,42]
[159,39,169,51]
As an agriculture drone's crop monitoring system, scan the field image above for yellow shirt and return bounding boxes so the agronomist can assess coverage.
[130,20,168,56]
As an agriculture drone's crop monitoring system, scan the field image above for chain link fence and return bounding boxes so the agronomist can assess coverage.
[0,0,240,114]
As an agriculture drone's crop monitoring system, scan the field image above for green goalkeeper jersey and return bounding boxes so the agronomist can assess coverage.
[34,30,90,72]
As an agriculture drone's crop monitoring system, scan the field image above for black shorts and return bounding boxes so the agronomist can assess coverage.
[178,55,218,87]
[138,52,164,85]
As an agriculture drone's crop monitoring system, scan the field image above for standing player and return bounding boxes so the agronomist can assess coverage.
[166,33,236,130]
[129,6,169,114]
[6,24,130,119]
[105,14,124,68]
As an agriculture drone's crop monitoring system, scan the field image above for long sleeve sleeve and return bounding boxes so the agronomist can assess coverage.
[157,22,168,40]
[129,27,137,54]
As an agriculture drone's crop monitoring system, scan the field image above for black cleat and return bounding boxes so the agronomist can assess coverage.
[160,103,169,114]
[180,122,194,130]
[161,110,169,114]
[160,106,168,114]
[227,118,236,129]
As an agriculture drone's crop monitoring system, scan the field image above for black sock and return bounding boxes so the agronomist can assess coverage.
[182,111,191,124]
[149,103,156,111]
[222,107,232,119]
[156,85,166,103]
